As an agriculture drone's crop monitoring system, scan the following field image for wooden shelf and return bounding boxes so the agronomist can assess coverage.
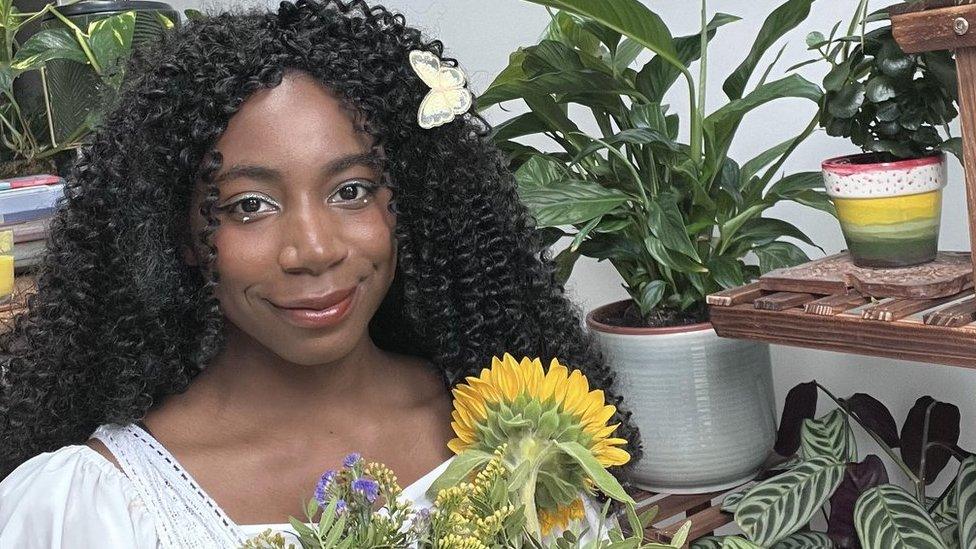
[707,252,976,368]
[626,482,747,547]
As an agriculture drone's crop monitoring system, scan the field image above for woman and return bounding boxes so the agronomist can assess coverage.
[0,0,640,546]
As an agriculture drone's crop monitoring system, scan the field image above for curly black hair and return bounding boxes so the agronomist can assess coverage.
[0,0,641,480]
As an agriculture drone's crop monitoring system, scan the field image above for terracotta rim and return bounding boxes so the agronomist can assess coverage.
[822,151,944,176]
[585,300,713,335]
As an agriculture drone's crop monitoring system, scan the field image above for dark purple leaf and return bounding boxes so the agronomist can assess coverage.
[900,396,961,484]
[827,455,889,548]
[845,393,899,448]
[775,381,818,456]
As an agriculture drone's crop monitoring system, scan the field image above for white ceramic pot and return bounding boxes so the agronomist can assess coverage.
[587,301,776,494]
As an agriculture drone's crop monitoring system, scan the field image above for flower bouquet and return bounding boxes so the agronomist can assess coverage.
[242,354,691,548]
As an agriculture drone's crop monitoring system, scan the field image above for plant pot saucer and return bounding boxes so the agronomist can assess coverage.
[759,251,972,299]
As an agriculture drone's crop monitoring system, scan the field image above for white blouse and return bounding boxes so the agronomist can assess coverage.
[0,423,608,548]
[0,424,450,549]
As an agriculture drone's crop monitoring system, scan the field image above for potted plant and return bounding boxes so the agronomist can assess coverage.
[697,382,974,549]
[482,0,830,493]
[809,0,959,268]
[0,0,173,178]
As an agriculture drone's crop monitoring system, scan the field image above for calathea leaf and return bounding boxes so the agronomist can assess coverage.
[844,393,900,448]
[775,381,819,457]
[772,532,835,548]
[900,396,961,485]
[735,456,846,545]
[957,455,976,549]
[828,455,890,547]
[801,409,858,463]
[855,484,949,549]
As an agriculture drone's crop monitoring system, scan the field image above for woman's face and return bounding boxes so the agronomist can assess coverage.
[187,72,397,365]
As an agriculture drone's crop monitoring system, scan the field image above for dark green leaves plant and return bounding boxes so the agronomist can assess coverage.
[486,0,828,323]
[805,1,959,160]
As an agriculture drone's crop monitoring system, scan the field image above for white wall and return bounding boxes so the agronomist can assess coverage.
[171,0,976,488]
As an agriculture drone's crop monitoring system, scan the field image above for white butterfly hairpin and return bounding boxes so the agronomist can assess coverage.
[408,50,473,129]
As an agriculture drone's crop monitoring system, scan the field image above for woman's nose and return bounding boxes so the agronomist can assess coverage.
[277,203,348,275]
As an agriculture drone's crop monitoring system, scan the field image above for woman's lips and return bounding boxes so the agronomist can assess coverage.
[269,286,357,329]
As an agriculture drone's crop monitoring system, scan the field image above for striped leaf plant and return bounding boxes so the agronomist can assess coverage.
[692,383,974,549]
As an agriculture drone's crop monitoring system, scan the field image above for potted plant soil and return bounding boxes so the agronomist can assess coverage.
[809,1,959,267]
[484,0,830,492]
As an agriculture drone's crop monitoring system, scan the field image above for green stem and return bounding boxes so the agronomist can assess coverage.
[698,0,708,135]
[40,66,56,149]
[48,9,102,74]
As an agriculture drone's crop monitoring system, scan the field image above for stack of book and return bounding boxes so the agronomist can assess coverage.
[0,174,65,271]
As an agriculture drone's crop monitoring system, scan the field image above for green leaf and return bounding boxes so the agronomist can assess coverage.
[771,532,835,548]
[957,456,976,549]
[704,75,822,182]
[425,450,492,499]
[87,11,137,75]
[479,69,641,109]
[806,31,826,48]
[519,180,631,226]
[636,12,739,103]
[734,217,821,252]
[522,92,587,153]
[691,536,727,549]
[670,520,693,547]
[828,83,866,119]
[855,484,949,549]
[638,279,667,313]
[800,409,857,463]
[723,537,764,549]
[183,8,205,21]
[572,127,680,165]
[553,245,581,286]
[866,75,897,103]
[707,257,745,289]
[723,0,816,100]
[524,0,683,72]
[515,155,567,189]
[492,112,548,141]
[735,456,846,545]
[766,171,824,200]
[11,28,87,70]
[647,195,700,261]
[754,241,811,273]
[644,236,708,274]
[569,214,602,252]
[555,440,634,504]
[613,38,644,73]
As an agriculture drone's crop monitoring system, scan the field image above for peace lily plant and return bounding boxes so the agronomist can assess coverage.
[484,0,831,323]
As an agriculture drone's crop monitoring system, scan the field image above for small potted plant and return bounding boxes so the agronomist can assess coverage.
[810,1,959,268]
[483,0,829,492]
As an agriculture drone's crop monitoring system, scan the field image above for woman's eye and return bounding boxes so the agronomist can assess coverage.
[330,181,378,205]
[221,195,278,222]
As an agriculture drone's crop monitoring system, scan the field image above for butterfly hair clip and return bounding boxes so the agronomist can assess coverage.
[408,50,473,129]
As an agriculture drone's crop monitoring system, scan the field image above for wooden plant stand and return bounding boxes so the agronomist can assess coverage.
[708,1,976,370]
[628,483,750,547]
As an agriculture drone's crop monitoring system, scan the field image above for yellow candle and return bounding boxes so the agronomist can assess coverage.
[0,255,13,298]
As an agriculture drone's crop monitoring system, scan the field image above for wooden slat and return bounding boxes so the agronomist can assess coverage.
[646,492,722,523]
[805,293,868,316]
[925,297,976,326]
[891,3,976,53]
[956,47,976,280]
[754,292,815,311]
[706,282,762,307]
[657,505,731,548]
[861,293,961,321]
[710,305,976,369]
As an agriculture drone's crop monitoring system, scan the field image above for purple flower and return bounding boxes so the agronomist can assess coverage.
[335,499,347,514]
[351,477,379,503]
[342,453,361,468]
[314,470,337,507]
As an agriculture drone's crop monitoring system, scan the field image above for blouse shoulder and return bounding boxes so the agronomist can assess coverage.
[0,444,159,548]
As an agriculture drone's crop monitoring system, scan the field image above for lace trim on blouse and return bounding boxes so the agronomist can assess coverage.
[89,423,249,549]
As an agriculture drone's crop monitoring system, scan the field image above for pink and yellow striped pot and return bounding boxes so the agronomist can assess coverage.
[822,152,947,268]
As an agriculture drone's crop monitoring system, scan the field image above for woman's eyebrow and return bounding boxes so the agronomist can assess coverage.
[212,151,385,185]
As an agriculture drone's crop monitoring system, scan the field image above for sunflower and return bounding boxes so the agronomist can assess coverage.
[437,353,632,538]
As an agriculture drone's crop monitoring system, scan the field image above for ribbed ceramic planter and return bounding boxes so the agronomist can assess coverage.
[586,301,776,494]
[823,152,946,268]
